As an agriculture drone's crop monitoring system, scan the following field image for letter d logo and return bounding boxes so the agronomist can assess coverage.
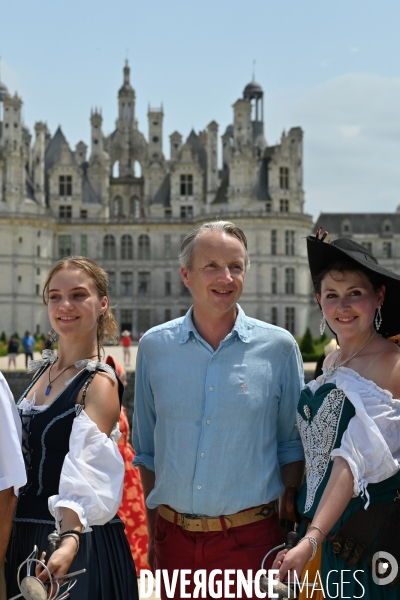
[372,551,398,586]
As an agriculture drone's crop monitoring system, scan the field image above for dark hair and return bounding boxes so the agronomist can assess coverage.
[313,258,384,295]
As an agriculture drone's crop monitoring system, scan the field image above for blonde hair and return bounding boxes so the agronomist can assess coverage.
[179,221,250,271]
[42,256,118,347]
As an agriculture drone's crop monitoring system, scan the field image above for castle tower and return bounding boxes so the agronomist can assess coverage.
[117,60,135,132]
[1,92,25,208]
[206,120,218,203]
[90,109,105,158]
[243,79,266,149]
[232,99,252,149]
[169,131,182,161]
[147,105,164,161]
[32,121,47,207]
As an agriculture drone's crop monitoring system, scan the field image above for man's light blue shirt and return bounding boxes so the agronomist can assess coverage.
[133,305,304,516]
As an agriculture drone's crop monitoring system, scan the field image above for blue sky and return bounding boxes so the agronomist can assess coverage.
[2,0,400,220]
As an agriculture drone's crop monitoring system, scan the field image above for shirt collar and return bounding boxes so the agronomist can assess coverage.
[179,304,252,344]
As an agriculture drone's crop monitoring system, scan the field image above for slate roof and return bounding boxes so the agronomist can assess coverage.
[315,213,400,234]
[81,163,101,205]
[253,157,272,201]
[152,174,171,207]
[212,168,229,204]
[45,126,72,172]
[186,130,207,173]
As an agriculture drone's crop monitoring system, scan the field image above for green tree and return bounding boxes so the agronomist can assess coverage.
[0,331,7,344]
[300,327,315,355]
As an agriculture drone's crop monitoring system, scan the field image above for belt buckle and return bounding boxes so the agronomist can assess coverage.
[181,513,202,531]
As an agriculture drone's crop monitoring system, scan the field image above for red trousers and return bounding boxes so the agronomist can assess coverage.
[154,512,281,599]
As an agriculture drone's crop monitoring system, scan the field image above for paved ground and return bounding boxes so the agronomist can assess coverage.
[0,343,139,372]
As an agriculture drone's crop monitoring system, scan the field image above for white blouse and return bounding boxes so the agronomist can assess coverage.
[19,394,124,533]
[0,374,26,494]
[308,367,400,505]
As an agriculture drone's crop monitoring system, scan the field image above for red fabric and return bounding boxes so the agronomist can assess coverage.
[117,407,150,574]
[120,336,132,348]
[155,511,281,599]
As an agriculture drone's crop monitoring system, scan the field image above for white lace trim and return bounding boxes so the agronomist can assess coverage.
[297,388,346,512]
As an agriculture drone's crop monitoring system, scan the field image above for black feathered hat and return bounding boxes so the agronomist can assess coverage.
[307,234,400,338]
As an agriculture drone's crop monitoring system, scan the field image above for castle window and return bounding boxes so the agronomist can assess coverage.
[271,230,277,255]
[103,235,116,260]
[164,235,172,259]
[129,197,140,218]
[180,174,193,196]
[180,206,193,218]
[285,231,295,255]
[36,284,40,296]
[107,272,116,294]
[361,242,372,253]
[271,267,277,294]
[164,209,172,219]
[121,272,133,296]
[138,272,150,296]
[80,210,87,219]
[165,309,171,322]
[58,235,72,259]
[279,167,289,189]
[121,235,133,260]
[59,175,72,196]
[137,309,151,333]
[138,235,151,260]
[285,268,295,295]
[265,202,272,213]
[81,235,87,257]
[181,281,191,296]
[113,196,122,217]
[271,307,278,326]
[285,307,296,335]
[152,136,159,143]
[165,272,171,296]
[383,242,392,259]
[59,206,72,219]
[280,199,289,213]
[120,309,133,334]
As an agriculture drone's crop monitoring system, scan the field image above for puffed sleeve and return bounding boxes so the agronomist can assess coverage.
[330,378,400,506]
[48,410,124,533]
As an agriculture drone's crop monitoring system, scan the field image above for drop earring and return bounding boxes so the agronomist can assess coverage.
[50,327,58,342]
[375,305,383,331]
[319,314,326,336]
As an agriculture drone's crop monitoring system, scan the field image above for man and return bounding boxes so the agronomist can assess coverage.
[21,331,35,368]
[0,373,26,600]
[133,221,304,599]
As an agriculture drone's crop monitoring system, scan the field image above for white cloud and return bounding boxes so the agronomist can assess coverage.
[267,73,400,219]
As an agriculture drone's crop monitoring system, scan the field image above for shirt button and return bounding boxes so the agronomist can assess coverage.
[192,339,196,343]
[212,355,216,359]
[206,419,211,424]
[209,386,214,391]
[197,485,202,490]
[201,452,205,457]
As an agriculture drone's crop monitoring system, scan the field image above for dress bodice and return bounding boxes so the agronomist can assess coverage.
[16,367,98,523]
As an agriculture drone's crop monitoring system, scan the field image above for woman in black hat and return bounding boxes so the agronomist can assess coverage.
[275,231,400,598]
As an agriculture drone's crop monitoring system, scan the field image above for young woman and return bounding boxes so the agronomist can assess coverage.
[275,233,400,599]
[5,257,138,600]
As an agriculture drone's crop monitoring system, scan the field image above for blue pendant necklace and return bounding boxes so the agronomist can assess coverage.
[45,361,76,396]
[45,353,98,396]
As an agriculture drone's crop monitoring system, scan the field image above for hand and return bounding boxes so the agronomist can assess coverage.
[35,537,76,583]
[277,539,313,583]
[271,548,288,571]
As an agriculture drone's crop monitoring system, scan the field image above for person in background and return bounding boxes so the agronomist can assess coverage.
[0,372,26,600]
[21,331,35,368]
[43,331,53,350]
[120,330,132,367]
[7,335,19,369]
[106,355,149,574]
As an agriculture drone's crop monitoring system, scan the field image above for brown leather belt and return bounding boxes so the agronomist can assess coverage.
[158,502,276,532]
